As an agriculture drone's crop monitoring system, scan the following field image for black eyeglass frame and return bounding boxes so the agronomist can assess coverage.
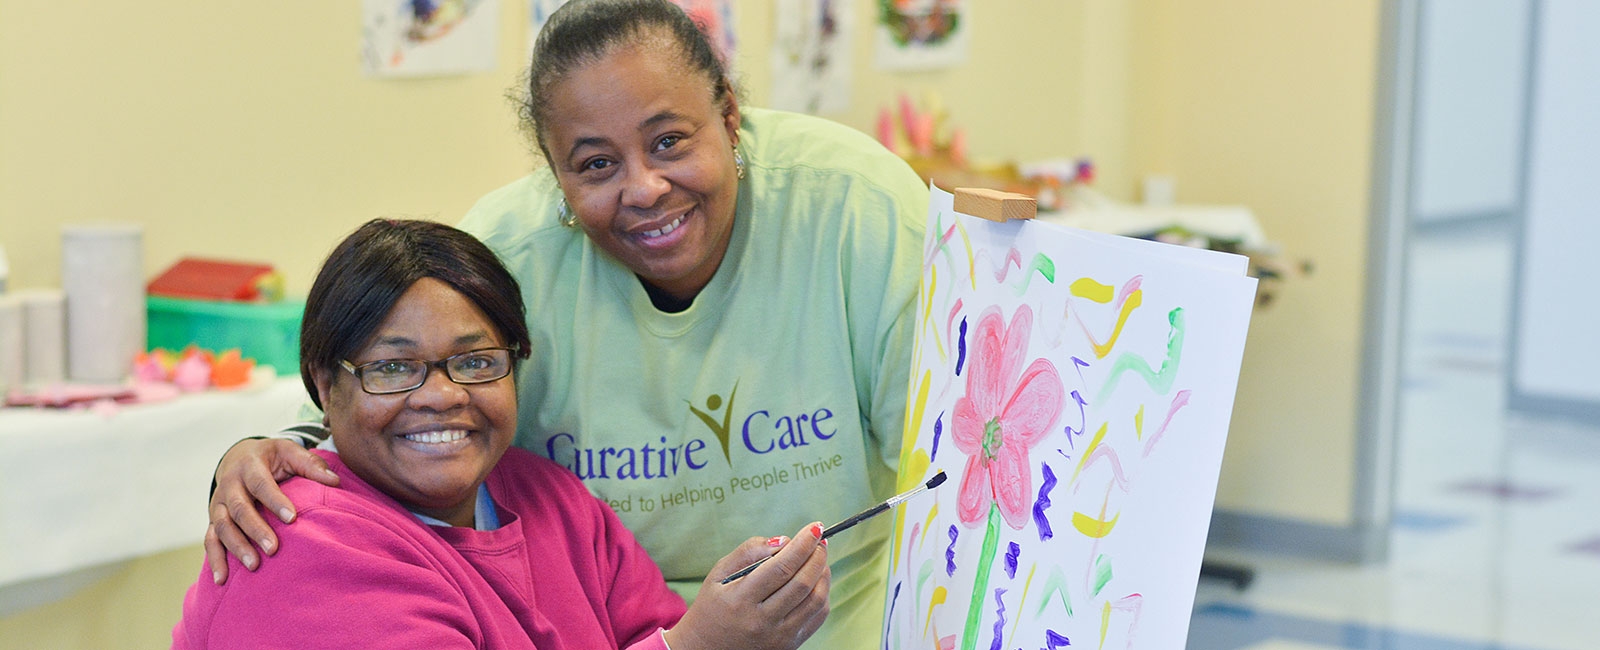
[338,346,518,395]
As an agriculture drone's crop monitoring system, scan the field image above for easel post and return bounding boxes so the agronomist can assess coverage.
[952,187,1037,222]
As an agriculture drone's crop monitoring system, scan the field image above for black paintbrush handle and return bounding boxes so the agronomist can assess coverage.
[719,555,770,584]
[719,501,892,584]
[821,501,889,539]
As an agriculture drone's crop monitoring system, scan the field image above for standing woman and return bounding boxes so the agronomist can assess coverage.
[206,0,930,646]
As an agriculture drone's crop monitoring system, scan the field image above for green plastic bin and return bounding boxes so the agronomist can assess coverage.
[146,296,304,371]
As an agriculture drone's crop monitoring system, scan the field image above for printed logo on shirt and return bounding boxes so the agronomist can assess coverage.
[543,380,845,481]
[686,380,739,465]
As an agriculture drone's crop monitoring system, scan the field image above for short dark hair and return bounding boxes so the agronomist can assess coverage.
[518,0,735,161]
[299,219,532,409]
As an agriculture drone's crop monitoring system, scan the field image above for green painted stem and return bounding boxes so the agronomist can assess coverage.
[960,505,1002,650]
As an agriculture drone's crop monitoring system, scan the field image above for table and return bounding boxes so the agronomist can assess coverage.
[0,377,307,589]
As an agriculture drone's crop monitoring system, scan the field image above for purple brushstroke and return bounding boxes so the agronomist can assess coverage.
[990,588,1007,650]
[946,525,959,576]
[956,317,969,375]
[1070,356,1090,386]
[1004,542,1020,579]
[1062,390,1086,447]
[1033,463,1057,542]
[1045,629,1071,648]
[931,412,944,462]
[882,581,901,650]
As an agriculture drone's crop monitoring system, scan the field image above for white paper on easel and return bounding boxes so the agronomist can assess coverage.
[62,224,144,383]
[882,186,1258,650]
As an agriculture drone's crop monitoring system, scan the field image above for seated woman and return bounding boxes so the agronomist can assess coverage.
[173,219,829,649]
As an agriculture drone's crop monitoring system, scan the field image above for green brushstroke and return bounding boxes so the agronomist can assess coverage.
[917,560,936,607]
[1096,307,1185,402]
[1092,555,1113,597]
[1037,566,1073,617]
[960,506,1003,650]
[1014,253,1057,294]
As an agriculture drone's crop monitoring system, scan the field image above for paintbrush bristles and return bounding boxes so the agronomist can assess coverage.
[926,471,947,489]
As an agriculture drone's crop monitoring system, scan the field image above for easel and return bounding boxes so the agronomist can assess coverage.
[951,188,1255,592]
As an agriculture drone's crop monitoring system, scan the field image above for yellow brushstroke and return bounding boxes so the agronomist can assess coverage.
[920,502,940,547]
[1089,289,1142,358]
[926,267,946,359]
[1099,600,1111,650]
[924,586,948,635]
[1073,511,1120,538]
[1134,405,1144,441]
[1070,277,1114,303]
[893,370,932,570]
[1006,562,1038,648]
[1070,423,1108,485]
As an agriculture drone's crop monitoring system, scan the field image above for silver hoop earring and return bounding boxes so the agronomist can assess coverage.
[733,145,746,180]
[557,199,578,228]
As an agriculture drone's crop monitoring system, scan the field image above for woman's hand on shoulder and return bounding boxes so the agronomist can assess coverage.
[665,522,830,650]
[205,437,339,585]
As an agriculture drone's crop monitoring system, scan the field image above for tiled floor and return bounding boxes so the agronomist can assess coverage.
[1186,221,1600,650]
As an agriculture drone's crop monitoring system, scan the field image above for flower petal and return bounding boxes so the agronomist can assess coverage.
[956,454,993,528]
[966,307,1008,418]
[997,304,1034,396]
[990,444,1033,530]
[1000,358,1066,448]
[950,395,985,454]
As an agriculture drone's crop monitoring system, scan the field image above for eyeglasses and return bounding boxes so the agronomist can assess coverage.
[339,347,516,395]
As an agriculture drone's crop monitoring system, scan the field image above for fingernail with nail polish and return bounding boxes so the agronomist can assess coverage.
[810,523,823,538]
[766,536,786,548]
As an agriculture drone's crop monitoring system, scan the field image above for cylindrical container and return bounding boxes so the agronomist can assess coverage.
[19,289,66,384]
[62,224,145,383]
[0,293,24,391]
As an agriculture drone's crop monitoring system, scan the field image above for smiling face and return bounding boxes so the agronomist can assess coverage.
[315,277,517,527]
[542,36,741,302]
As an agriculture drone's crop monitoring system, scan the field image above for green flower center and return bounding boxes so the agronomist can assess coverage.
[982,417,1003,460]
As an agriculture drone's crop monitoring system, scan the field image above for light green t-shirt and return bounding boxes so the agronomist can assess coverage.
[458,108,928,648]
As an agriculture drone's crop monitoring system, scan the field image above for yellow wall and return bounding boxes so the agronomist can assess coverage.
[0,0,1383,646]
[1129,0,1382,524]
[0,1,537,295]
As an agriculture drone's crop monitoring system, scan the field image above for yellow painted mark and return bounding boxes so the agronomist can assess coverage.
[925,586,948,636]
[1070,277,1114,302]
[1070,423,1109,485]
[1073,511,1120,538]
[1089,290,1142,358]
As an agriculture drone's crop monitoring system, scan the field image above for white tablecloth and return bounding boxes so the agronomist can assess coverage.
[0,378,308,588]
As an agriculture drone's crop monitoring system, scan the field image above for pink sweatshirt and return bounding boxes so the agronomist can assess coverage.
[173,448,686,649]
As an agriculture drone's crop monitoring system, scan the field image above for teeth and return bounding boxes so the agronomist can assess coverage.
[404,430,467,444]
[643,215,684,239]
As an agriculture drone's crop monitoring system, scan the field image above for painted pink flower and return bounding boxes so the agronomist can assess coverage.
[951,304,1065,530]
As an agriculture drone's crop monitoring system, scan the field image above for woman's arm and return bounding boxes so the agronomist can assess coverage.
[181,503,485,649]
[204,435,340,585]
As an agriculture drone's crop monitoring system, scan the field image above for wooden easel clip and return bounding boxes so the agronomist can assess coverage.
[953,187,1037,223]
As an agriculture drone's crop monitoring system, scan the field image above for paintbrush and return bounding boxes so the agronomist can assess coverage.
[719,471,948,584]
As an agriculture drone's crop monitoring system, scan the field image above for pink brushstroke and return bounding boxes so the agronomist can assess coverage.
[1141,390,1192,458]
[1111,593,1144,650]
[946,299,964,350]
[988,247,1024,283]
[1071,444,1131,496]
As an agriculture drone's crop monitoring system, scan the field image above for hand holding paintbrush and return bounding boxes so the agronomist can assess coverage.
[720,471,948,584]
